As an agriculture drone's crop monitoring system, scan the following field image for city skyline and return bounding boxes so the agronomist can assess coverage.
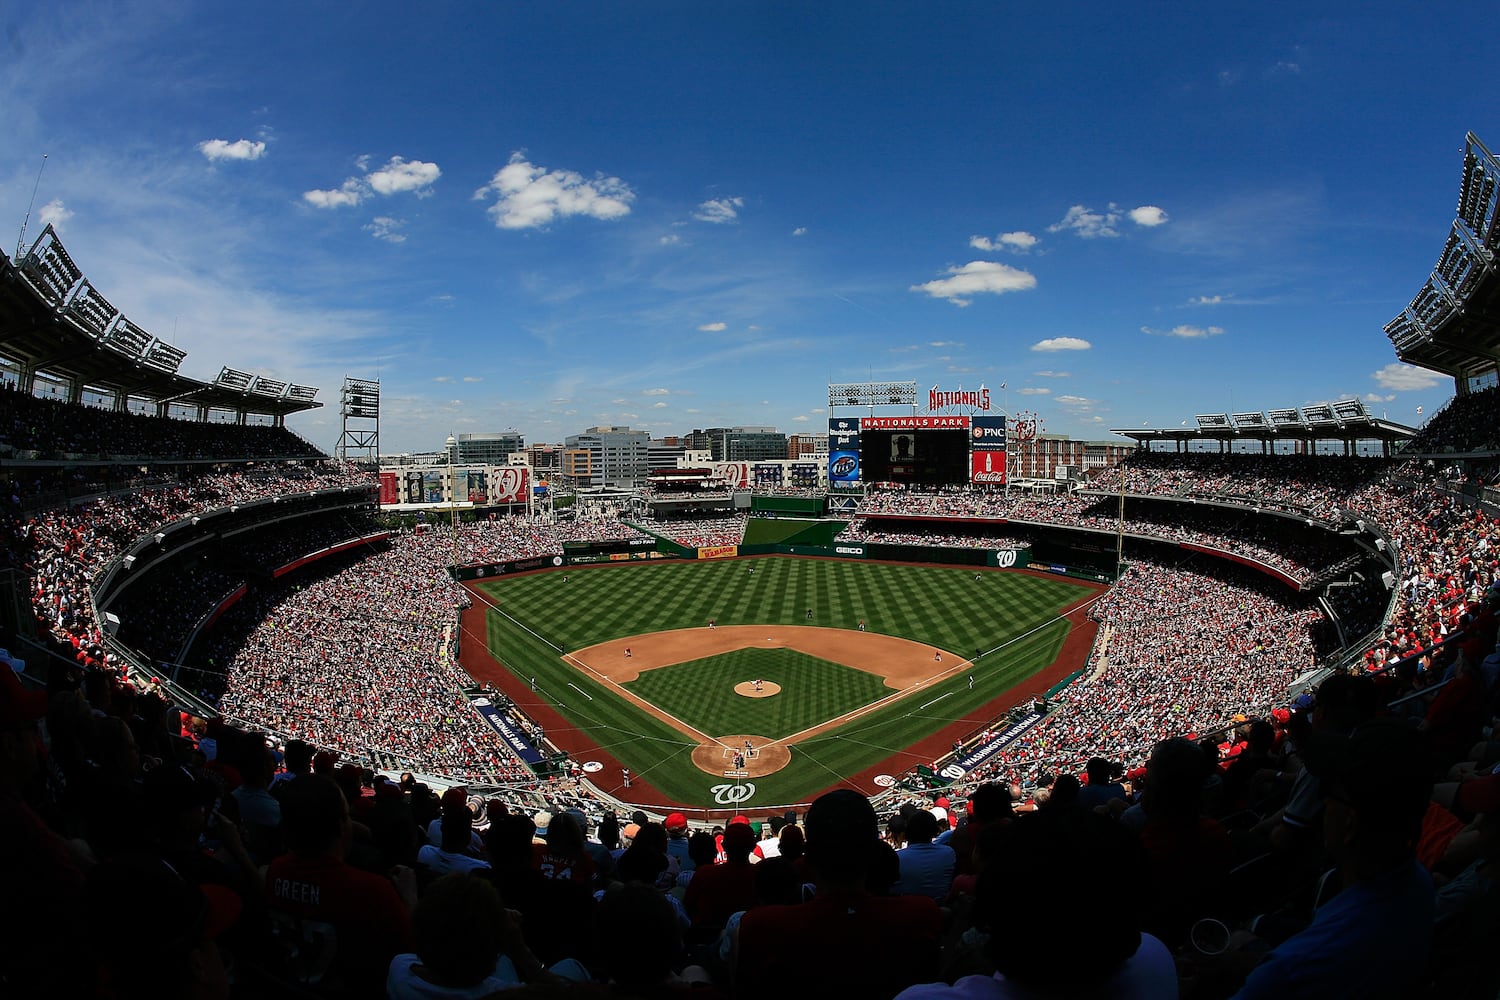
[1,3,1492,454]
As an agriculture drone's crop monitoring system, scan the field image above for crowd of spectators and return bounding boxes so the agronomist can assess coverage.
[1407,383,1500,453]
[0,464,373,672]
[0,382,325,461]
[947,555,1328,791]
[632,514,748,548]
[8,380,1500,993]
[200,531,539,783]
[10,645,1499,997]
[857,486,1361,585]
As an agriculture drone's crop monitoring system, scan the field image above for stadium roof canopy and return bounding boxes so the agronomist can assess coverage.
[1110,398,1416,451]
[1384,132,1500,385]
[0,226,320,420]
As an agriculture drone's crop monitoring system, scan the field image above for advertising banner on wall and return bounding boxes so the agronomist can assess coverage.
[790,463,820,487]
[863,415,971,430]
[828,417,861,489]
[753,463,784,485]
[969,415,1007,484]
[970,450,1005,484]
[488,467,530,505]
[711,462,752,489]
[379,472,399,505]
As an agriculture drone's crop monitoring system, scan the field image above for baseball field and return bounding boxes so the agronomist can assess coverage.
[461,555,1100,813]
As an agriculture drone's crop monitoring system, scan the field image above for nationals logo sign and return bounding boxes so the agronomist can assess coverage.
[710,782,755,804]
[490,467,529,504]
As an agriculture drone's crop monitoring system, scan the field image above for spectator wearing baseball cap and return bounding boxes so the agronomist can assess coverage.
[683,820,759,944]
[665,811,696,872]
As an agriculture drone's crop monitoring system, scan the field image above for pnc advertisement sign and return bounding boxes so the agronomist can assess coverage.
[970,415,1008,449]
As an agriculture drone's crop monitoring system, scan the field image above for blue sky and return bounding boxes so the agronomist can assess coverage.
[0,3,1491,454]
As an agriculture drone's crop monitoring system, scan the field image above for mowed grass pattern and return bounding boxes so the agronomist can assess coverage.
[625,648,893,740]
[477,556,1093,807]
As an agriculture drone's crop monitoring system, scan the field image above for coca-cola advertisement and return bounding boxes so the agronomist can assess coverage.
[970,450,1005,484]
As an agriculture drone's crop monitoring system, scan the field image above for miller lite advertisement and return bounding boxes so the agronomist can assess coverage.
[828,418,861,488]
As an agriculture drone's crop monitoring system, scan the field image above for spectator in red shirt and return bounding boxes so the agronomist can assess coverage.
[736,789,942,1000]
[265,774,415,995]
[684,820,759,942]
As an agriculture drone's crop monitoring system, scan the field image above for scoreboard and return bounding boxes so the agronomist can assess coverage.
[829,415,1006,490]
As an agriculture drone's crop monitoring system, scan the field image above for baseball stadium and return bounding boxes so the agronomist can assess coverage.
[5,103,1500,1000]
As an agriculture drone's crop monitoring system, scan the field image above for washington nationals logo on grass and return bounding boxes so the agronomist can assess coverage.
[711,782,756,805]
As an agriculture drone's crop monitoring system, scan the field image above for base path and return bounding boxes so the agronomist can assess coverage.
[568,625,968,778]
[576,625,948,686]
[458,568,1105,810]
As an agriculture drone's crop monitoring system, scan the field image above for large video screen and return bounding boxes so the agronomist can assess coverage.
[861,416,972,486]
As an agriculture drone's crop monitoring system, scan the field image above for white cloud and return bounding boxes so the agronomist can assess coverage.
[1048,203,1168,238]
[1018,387,1051,395]
[366,156,440,196]
[1142,324,1224,338]
[363,216,406,243]
[1056,394,1094,406]
[643,388,670,396]
[1049,204,1122,238]
[651,401,668,408]
[196,138,267,162]
[1034,370,1069,377]
[303,179,364,208]
[697,322,727,332]
[793,414,809,422]
[1364,392,1395,403]
[692,197,744,224]
[970,231,1038,253]
[462,376,483,383]
[660,234,682,245]
[38,199,73,230]
[304,155,440,209]
[473,152,635,230]
[910,260,1037,306]
[1189,294,1226,306]
[433,376,454,383]
[1031,337,1091,352]
[792,226,807,236]
[1373,362,1442,391]
[1129,205,1168,227]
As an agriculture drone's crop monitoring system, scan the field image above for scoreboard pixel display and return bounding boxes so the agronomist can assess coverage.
[827,415,1006,488]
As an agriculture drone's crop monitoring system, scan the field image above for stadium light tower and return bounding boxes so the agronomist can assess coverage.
[336,377,380,464]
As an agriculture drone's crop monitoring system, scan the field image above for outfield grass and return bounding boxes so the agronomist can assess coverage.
[477,556,1092,808]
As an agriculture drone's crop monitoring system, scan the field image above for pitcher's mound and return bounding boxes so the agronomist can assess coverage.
[733,680,781,697]
[691,735,792,776]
